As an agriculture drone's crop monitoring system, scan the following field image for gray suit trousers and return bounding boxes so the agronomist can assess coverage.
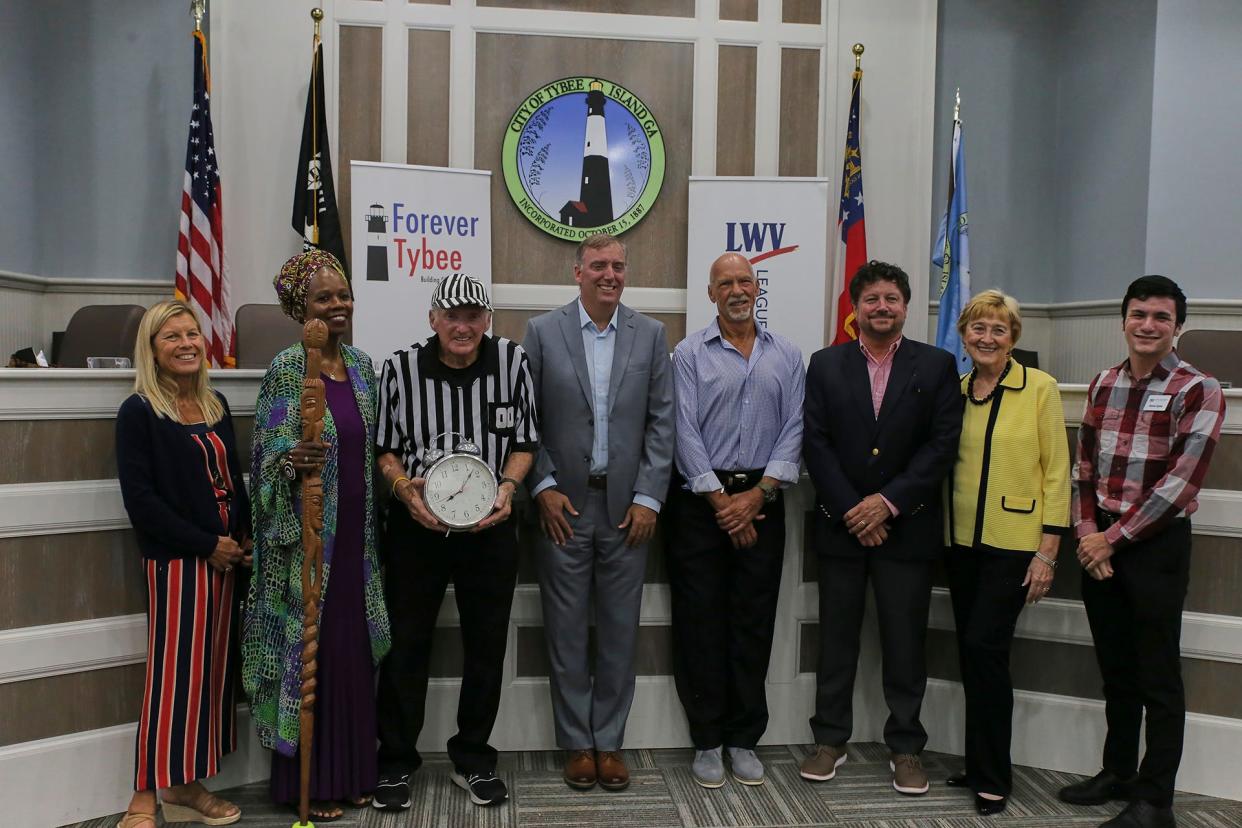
[536,488,647,751]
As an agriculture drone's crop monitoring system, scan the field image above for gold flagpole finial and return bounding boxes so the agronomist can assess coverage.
[954,87,961,122]
[311,7,323,40]
[852,43,864,73]
[191,0,205,32]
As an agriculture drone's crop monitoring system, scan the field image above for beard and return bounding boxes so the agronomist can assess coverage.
[724,302,753,322]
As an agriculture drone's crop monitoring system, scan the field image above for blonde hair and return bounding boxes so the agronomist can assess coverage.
[132,300,224,425]
[956,289,1023,346]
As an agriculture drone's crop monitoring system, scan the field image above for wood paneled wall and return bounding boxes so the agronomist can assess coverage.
[473,33,694,290]
[407,29,451,167]
[720,0,758,22]
[778,48,821,176]
[716,46,758,176]
[337,25,384,259]
[476,0,695,15]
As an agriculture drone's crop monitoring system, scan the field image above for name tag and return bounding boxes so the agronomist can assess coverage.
[1143,393,1172,412]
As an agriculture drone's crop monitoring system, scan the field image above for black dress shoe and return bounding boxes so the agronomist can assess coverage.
[975,794,1007,816]
[945,771,969,788]
[1099,800,1176,828]
[1060,769,1134,806]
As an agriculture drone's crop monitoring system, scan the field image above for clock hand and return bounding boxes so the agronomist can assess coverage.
[444,471,475,503]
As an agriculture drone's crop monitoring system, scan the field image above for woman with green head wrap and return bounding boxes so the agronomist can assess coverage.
[243,250,391,820]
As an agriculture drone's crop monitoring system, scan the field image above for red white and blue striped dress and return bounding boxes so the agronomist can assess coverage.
[133,423,239,791]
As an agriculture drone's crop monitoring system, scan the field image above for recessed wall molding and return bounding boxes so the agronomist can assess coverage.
[0,270,175,296]
[0,476,250,538]
[0,614,146,685]
[0,369,265,420]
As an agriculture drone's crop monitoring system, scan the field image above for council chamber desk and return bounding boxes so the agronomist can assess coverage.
[1,368,1239,826]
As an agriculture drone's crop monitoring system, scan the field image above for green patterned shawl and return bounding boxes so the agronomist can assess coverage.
[242,343,391,756]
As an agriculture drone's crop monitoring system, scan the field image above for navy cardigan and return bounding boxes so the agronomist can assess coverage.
[116,391,251,562]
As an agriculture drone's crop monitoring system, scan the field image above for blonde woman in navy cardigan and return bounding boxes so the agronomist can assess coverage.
[114,300,249,828]
[943,290,1070,816]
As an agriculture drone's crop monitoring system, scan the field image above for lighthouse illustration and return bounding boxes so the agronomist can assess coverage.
[559,80,614,228]
[364,203,389,281]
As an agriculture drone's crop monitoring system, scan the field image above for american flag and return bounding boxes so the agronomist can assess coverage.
[831,68,867,345]
[176,30,234,367]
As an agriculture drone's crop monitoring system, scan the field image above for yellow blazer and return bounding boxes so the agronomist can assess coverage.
[947,359,1070,553]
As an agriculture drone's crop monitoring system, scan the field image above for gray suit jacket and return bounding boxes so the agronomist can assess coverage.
[523,300,676,526]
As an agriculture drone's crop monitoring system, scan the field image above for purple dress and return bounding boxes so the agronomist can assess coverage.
[271,375,377,803]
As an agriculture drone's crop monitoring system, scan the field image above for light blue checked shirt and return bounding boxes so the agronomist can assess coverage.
[674,319,805,494]
[532,299,662,512]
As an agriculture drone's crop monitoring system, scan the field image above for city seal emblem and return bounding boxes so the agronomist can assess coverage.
[502,76,665,240]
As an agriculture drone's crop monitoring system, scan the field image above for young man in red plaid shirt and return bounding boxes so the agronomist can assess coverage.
[1060,275,1225,828]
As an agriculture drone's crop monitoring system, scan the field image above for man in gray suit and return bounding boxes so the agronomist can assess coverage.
[523,233,676,792]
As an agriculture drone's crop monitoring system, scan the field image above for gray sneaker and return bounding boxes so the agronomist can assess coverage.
[800,744,847,781]
[726,747,765,786]
[692,746,725,789]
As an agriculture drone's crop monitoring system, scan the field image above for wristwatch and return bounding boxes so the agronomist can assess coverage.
[280,453,297,482]
[756,480,778,504]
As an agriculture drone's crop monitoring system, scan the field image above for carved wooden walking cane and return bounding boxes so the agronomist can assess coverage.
[295,319,328,828]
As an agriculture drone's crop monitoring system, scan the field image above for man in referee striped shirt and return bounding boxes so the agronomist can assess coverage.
[1061,275,1224,828]
[372,274,538,810]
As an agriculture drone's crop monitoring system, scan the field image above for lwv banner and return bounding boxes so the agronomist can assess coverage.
[350,161,492,361]
[685,177,830,362]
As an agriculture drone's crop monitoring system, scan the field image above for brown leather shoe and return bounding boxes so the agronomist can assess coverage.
[596,750,630,791]
[563,749,597,790]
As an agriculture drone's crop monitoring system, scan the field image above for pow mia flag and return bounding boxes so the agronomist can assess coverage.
[292,40,349,279]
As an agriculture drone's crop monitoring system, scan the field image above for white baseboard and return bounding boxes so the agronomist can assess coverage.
[922,678,1242,801]
[4,672,1239,827]
[0,709,269,828]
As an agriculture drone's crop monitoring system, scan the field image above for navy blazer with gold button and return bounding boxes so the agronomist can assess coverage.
[802,337,962,560]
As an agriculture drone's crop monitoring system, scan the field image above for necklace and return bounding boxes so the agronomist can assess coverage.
[967,360,1011,406]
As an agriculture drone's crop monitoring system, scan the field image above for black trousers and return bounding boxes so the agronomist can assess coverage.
[944,545,1030,796]
[666,486,785,750]
[1081,519,1192,808]
[811,552,933,755]
[375,507,519,776]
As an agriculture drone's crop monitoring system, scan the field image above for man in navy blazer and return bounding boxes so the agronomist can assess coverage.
[799,260,961,796]
[523,233,676,792]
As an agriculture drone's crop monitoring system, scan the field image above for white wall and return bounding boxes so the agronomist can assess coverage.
[1144,0,1242,295]
[930,0,1060,303]
[211,0,314,312]
[25,0,187,282]
[1051,0,1157,303]
[0,2,38,275]
[839,0,939,339]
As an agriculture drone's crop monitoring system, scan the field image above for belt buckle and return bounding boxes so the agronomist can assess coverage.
[729,473,748,492]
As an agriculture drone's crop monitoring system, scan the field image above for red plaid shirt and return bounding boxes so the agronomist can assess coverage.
[1072,350,1225,546]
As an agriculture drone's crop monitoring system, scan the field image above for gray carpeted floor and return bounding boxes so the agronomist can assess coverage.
[67,742,1242,827]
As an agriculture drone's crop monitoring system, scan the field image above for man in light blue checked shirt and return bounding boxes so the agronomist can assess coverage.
[667,251,805,789]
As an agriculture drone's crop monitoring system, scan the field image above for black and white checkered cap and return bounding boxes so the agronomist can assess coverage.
[430,273,492,311]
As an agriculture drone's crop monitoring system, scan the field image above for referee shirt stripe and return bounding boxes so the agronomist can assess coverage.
[378,334,539,478]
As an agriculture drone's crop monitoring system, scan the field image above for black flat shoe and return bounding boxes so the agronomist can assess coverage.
[975,794,1007,816]
[945,772,969,788]
[1059,769,1133,805]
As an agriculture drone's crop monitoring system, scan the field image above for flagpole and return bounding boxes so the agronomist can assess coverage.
[830,43,866,345]
[190,0,204,32]
[310,8,323,247]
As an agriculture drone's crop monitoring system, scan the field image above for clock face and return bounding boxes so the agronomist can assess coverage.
[424,454,498,529]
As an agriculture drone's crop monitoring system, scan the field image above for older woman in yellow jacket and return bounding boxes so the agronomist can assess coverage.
[943,290,1070,816]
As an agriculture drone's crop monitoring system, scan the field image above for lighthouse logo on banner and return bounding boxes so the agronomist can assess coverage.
[501,76,665,241]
